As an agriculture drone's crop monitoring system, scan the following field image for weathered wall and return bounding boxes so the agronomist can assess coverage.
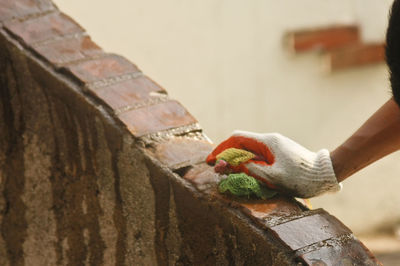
[0,0,381,265]
[0,23,157,265]
[53,0,400,234]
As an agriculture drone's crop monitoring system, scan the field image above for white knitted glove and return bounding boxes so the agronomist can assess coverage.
[233,131,342,198]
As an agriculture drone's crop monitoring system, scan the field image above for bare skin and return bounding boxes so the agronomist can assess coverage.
[331,98,400,182]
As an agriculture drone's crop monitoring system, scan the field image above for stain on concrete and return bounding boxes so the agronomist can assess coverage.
[0,39,27,266]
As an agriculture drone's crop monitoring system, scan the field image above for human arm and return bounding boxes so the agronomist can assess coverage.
[330,0,400,182]
[331,98,400,182]
[207,98,400,198]
[207,0,400,198]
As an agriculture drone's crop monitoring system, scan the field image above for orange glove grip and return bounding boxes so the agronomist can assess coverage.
[207,136,277,189]
[206,136,275,166]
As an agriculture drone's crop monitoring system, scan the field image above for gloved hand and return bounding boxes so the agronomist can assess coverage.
[207,131,342,198]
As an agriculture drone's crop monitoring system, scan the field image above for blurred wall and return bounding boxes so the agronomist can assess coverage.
[53,0,399,234]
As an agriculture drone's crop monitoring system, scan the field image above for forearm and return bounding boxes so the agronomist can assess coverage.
[331,98,400,182]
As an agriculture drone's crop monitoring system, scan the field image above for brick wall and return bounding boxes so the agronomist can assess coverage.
[286,25,385,71]
[0,0,381,265]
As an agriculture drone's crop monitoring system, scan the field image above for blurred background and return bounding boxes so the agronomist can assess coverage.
[53,0,399,260]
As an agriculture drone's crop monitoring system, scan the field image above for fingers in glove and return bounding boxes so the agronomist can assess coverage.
[206,136,241,165]
[229,161,277,189]
[206,135,275,165]
[244,161,283,190]
[246,162,307,197]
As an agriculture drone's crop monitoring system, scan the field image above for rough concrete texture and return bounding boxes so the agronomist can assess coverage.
[0,30,158,265]
[0,0,382,265]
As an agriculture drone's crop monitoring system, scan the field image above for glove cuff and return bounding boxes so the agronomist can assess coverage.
[300,149,341,198]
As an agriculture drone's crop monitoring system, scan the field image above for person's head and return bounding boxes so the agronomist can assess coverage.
[386,0,400,106]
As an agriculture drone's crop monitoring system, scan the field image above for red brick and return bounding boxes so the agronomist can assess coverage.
[65,54,139,84]
[152,137,213,169]
[32,35,103,65]
[183,163,221,190]
[299,237,381,265]
[270,209,351,251]
[118,100,197,137]
[326,43,385,71]
[93,76,165,111]
[0,0,55,21]
[183,163,305,221]
[240,196,303,221]
[4,12,83,44]
[287,26,359,53]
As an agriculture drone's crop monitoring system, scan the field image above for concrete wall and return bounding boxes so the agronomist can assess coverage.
[53,0,400,234]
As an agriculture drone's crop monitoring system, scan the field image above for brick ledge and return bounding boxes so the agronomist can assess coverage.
[0,1,381,265]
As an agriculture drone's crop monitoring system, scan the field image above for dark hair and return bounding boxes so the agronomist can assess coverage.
[386,0,400,106]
